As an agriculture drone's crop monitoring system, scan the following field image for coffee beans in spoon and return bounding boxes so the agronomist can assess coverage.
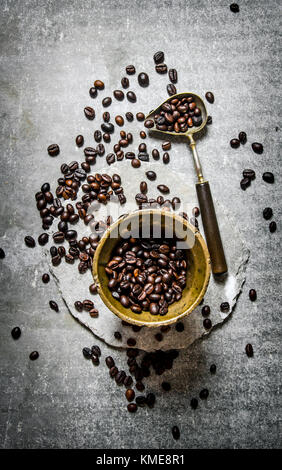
[151,96,203,132]
[105,237,187,316]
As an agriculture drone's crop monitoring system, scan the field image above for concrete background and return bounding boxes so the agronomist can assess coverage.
[0,0,281,449]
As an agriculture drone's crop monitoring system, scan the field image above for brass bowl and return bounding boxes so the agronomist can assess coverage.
[92,209,211,327]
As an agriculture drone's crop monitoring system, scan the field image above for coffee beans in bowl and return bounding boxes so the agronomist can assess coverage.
[92,210,211,327]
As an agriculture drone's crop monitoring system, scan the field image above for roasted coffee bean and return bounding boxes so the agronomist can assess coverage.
[102,97,112,107]
[239,131,247,144]
[100,124,114,137]
[115,115,124,126]
[154,51,164,63]
[168,68,177,83]
[51,254,61,266]
[245,343,253,357]
[92,354,99,365]
[263,207,273,220]
[94,130,102,143]
[205,91,214,103]
[230,3,239,13]
[114,331,122,341]
[201,305,210,317]
[207,115,212,125]
[127,338,136,347]
[89,86,97,98]
[161,381,171,391]
[125,112,134,122]
[175,322,184,332]
[155,333,163,342]
[138,72,149,87]
[167,83,177,96]
[127,91,137,103]
[152,149,160,160]
[140,181,148,194]
[155,63,167,74]
[115,370,126,385]
[42,273,50,283]
[199,388,209,399]
[243,169,256,180]
[136,112,145,121]
[157,184,169,194]
[230,138,240,149]
[125,152,135,160]
[41,182,50,193]
[144,119,154,129]
[138,152,149,161]
[29,351,39,360]
[74,301,83,312]
[24,236,35,248]
[146,171,156,181]
[132,158,141,168]
[94,80,104,89]
[84,106,95,120]
[11,326,21,340]
[49,300,59,312]
[126,65,135,75]
[106,153,115,165]
[220,301,230,313]
[125,389,135,402]
[203,318,212,329]
[172,426,180,440]
[38,233,49,246]
[252,142,263,154]
[162,141,171,151]
[127,403,137,413]
[210,364,217,374]
[249,289,257,301]
[91,345,101,357]
[106,356,115,368]
[146,392,155,407]
[83,299,94,311]
[103,111,110,122]
[113,90,124,101]
[82,347,92,359]
[262,172,274,184]
[163,152,170,164]
[190,398,198,409]
[136,396,146,407]
[192,207,200,217]
[269,221,277,233]
[47,144,60,157]
[240,177,251,190]
[121,77,129,88]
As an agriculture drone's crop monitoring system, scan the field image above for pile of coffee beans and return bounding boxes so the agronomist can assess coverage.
[105,237,187,316]
[145,95,203,133]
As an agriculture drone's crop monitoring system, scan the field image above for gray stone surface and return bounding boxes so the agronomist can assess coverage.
[0,0,281,449]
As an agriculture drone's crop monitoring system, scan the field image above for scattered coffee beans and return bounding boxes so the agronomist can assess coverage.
[11,327,21,340]
[263,207,273,220]
[245,343,253,357]
[205,92,214,103]
[262,172,274,184]
[47,144,60,157]
[29,351,39,360]
[24,236,35,248]
[269,221,277,233]
[172,426,180,440]
[199,388,209,399]
[249,289,257,301]
[252,142,263,154]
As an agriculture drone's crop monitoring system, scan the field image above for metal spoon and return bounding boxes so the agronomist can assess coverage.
[146,92,227,275]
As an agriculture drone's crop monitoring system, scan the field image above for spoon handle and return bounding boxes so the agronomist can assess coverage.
[196,181,228,275]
